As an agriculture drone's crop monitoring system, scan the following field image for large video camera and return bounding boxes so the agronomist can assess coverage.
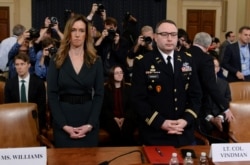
[27,28,40,40]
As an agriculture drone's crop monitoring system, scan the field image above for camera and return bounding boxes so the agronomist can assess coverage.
[142,36,153,44]
[49,17,58,27]
[27,28,40,40]
[96,4,105,15]
[107,29,116,41]
[124,12,131,21]
[47,47,57,55]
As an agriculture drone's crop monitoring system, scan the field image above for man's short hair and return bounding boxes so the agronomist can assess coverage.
[12,24,26,36]
[14,53,30,64]
[193,32,212,49]
[104,17,117,27]
[225,31,233,39]
[238,26,250,33]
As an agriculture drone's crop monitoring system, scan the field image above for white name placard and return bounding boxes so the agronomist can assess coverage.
[211,143,250,162]
[0,147,47,165]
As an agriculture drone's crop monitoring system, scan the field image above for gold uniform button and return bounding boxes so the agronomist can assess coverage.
[174,89,177,92]
[174,98,177,102]
[175,107,178,111]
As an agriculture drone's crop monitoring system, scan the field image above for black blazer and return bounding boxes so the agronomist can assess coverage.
[221,42,250,82]
[4,74,46,131]
[100,83,136,122]
[187,45,229,111]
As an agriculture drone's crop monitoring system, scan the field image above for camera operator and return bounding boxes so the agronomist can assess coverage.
[126,25,154,82]
[87,3,106,22]
[7,30,37,79]
[35,38,57,81]
[95,17,129,81]
[33,17,63,53]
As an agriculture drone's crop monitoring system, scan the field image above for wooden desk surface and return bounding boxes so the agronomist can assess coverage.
[47,145,250,165]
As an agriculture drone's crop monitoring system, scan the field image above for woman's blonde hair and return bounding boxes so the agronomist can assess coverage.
[54,14,97,68]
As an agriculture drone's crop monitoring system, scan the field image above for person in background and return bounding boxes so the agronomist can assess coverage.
[95,17,129,81]
[208,37,220,59]
[100,65,137,146]
[35,37,57,81]
[176,28,188,52]
[187,32,234,128]
[219,31,236,63]
[0,24,26,74]
[4,53,46,133]
[221,26,250,82]
[199,57,231,143]
[7,30,37,79]
[126,25,154,82]
[131,19,202,147]
[47,14,104,148]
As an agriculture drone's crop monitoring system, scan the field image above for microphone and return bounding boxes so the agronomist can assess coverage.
[98,150,145,165]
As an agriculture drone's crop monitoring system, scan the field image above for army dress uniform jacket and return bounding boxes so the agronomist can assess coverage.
[131,49,202,147]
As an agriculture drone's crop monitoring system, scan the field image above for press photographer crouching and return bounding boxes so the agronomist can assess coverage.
[95,17,129,81]
[35,38,57,81]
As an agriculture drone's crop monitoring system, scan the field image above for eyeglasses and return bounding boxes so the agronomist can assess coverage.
[156,32,178,37]
[114,71,124,75]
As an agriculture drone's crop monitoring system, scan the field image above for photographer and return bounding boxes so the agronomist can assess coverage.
[87,3,106,22]
[34,17,63,53]
[95,17,129,81]
[35,38,57,81]
[7,30,37,78]
[126,25,154,82]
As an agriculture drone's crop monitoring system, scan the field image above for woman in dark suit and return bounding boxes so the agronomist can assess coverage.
[100,65,137,146]
[47,14,104,148]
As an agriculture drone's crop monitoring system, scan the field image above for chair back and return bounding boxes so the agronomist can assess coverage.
[0,81,5,104]
[229,100,250,143]
[0,103,40,147]
[229,82,250,101]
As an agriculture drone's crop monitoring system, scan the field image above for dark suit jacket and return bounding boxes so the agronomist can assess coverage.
[4,74,46,131]
[221,42,250,82]
[131,49,202,147]
[187,45,229,111]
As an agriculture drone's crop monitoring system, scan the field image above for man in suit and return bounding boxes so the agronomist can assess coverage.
[218,31,236,63]
[187,32,234,125]
[131,20,202,147]
[199,57,231,143]
[4,53,46,132]
[222,26,250,82]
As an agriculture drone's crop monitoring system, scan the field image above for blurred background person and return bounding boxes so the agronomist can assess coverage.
[0,24,26,77]
[95,17,129,81]
[35,37,57,81]
[100,65,137,146]
[126,25,154,82]
[7,29,37,79]
[219,31,236,63]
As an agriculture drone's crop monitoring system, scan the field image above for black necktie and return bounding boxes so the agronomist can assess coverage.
[21,80,27,102]
[167,56,173,73]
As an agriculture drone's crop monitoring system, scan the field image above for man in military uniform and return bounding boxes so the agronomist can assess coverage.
[131,20,202,147]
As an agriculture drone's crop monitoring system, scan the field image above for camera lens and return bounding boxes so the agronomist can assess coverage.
[143,36,152,44]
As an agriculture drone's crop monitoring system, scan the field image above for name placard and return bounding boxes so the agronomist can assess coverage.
[0,147,47,165]
[211,143,250,162]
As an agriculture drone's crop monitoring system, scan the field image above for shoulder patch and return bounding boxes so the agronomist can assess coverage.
[185,52,192,57]
[135,54,143,60]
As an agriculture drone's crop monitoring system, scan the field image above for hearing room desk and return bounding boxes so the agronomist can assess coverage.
[46,146,250,165]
